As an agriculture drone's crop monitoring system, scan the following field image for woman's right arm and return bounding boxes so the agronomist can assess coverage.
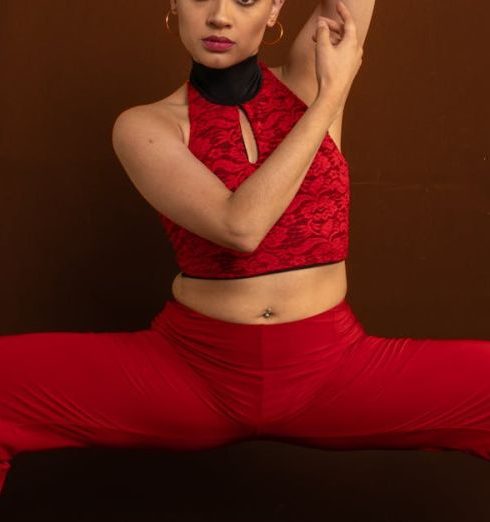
[111,92,339,255]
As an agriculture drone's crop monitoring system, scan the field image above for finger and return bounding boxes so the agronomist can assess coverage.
[336,1,358,38]
[312,28,342,43]
[317,16,341,36]
[315,18,333,47]
[318,16,343,34]
[312,33,342,45]
[312,32,341,44]
[333,0,348,22]
[317,18,330,33]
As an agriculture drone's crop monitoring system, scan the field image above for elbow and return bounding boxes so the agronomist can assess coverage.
[230,231,258,254]
[225,198,260,253]
[227,223,260,253]
[240,238,259,254]
[226,218,256,253]
[240,231,263,253]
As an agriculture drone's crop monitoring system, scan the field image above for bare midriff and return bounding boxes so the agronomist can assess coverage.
[171,262,347,325]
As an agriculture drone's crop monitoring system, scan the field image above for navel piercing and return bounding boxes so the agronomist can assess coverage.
[262,307,273,319]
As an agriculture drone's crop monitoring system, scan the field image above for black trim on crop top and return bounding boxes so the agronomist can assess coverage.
[189,52,263,106]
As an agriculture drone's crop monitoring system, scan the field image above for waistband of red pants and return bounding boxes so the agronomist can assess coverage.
[150,295,364,339]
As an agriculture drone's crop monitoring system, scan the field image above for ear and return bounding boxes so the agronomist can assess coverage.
[268,0,286,27]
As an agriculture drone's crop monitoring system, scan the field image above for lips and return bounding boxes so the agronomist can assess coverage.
[203,36,235,43]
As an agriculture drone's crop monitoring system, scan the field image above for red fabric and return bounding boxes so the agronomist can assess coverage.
[159,61,350,279]
[3,299,490,494]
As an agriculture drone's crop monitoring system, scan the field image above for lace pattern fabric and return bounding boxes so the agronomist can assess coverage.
[159,61,350,279]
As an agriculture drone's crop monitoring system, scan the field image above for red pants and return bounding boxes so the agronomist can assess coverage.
[2,296,490,494]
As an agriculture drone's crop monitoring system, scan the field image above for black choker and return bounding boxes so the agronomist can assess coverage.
[189,53,263,106]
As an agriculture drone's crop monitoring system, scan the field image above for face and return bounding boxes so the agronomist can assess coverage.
[169,0,286,68]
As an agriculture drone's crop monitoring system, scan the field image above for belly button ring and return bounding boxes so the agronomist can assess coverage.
[262,307,273,319]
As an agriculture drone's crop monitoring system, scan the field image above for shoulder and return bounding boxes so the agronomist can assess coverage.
[112,85,188,148]
[111,108,184,166]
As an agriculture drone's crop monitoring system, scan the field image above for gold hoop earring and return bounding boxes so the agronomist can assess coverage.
[262,20,284,46]
[165,9,178,35]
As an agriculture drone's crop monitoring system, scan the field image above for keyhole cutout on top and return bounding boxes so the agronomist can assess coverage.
[238,106,259,165]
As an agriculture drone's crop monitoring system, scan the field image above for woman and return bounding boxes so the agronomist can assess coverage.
[1,0,490,496]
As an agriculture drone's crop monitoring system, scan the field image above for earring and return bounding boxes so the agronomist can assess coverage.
[165,9,178,35]
[262,20,284,46]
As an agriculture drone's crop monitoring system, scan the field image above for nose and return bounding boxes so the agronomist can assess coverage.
[206,0,233,28]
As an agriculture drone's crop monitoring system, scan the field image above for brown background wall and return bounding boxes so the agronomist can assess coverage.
[1,0,489,520]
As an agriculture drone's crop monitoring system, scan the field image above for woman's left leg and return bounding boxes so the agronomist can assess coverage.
[261,300,490,461]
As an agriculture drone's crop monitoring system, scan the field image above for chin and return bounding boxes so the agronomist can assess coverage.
[198,53,237,66]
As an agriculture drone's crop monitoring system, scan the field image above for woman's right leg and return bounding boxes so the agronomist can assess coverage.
[0,318,248,495]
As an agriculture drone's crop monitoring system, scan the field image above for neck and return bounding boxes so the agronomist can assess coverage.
[189,53,263,106]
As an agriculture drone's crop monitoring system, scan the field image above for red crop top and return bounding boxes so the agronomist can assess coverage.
[158,60,350,280]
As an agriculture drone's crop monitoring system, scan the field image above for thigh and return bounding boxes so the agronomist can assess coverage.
[0,328,244,456]
[271,332,490,460]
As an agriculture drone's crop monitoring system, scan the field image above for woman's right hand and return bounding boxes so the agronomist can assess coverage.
[312,0,364,111]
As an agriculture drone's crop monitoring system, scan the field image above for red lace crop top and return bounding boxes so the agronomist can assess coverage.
[158,60,350,280]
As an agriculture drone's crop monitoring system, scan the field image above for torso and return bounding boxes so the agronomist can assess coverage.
[146,65,347,325]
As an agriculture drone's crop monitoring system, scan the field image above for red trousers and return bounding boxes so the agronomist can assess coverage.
[2,296,490,494]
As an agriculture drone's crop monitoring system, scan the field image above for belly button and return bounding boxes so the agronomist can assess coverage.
[262,307,273,319]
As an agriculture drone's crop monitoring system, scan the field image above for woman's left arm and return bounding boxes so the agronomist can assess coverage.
[283,0,377,102]
[326,0,377,49]
[280,0,376,150]
[282,1,377,151]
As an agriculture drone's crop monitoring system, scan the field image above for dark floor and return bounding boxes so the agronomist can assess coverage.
[1,440,489,522]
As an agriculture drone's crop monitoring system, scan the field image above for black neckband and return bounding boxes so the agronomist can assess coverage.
[189,53,263,106]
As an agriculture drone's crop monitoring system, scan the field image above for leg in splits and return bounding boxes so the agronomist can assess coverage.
[4,296,490,494]
[0,319,249,495]
[261,299,490,461]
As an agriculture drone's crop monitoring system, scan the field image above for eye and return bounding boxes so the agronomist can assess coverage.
[194,0,258,6]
